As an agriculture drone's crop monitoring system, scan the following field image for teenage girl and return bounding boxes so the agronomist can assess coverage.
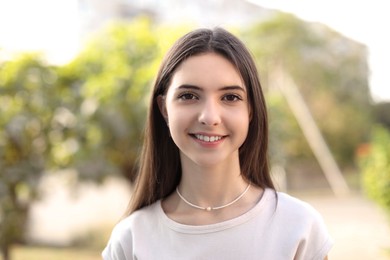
[103,27,333,260]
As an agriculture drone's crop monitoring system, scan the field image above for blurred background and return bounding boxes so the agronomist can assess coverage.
[0,0,389,259]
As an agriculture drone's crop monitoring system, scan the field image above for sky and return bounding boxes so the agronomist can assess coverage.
[0,0,389,102]
[0,0,80,64]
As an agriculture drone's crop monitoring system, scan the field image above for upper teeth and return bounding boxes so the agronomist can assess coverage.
[195,134,222,142]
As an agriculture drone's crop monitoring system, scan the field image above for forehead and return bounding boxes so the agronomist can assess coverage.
[169,52,245,90]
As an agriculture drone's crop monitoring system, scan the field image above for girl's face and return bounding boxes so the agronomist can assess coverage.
[160,52,251,168]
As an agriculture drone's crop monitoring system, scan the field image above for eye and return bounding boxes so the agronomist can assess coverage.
[178,92,198,100]
[222,94,242,102]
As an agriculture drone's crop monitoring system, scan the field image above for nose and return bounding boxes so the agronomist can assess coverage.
[198,99,222,126]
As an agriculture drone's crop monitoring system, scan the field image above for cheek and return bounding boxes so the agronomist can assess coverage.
[229,106,251,122]
[166,107,191,131]
[235,108,251,137]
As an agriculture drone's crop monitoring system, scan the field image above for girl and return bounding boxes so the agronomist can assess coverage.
[103,28,333,260]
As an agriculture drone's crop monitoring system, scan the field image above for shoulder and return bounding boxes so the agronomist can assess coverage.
[273,192,333,258]
[271,191,332,243]
[275,192,324,223]
[113,201,161,237]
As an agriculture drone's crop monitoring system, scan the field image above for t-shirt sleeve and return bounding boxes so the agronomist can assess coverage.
[102,220,134,260]
[102,239,127,260]
[295,204,334,260]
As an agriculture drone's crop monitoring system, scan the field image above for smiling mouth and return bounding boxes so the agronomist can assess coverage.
[192,134,224,142]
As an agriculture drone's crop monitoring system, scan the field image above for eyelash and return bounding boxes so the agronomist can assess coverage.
[178,92,198,100]
[177,92,242,102]
[222,94,242,102]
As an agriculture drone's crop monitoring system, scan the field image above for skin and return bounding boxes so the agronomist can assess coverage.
[159,52,263,225]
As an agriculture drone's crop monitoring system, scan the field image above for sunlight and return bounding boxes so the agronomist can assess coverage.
[0,0,80,64]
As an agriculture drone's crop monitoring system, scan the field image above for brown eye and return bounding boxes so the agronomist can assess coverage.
[179,93,197,100]
[222,94,241,102]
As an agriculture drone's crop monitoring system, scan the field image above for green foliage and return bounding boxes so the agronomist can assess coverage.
[0,53,58,258]
[58,17,163,182]
[267,93,314,164]
[243,13,372,171]
[359,126,390,215]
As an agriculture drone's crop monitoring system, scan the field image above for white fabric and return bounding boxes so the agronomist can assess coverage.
[102,188,333,260]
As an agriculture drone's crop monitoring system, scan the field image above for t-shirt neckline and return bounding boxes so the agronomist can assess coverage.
[157,188,273,234]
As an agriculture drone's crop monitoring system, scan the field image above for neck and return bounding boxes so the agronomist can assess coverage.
[178,154,248,207]
[176,183,251,211]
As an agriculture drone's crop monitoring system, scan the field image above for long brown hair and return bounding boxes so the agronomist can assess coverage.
[127,27,274,215]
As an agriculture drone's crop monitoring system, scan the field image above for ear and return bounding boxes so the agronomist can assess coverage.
[157,95,168,122]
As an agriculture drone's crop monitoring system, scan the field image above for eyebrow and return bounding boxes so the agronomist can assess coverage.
[176,84,246,93]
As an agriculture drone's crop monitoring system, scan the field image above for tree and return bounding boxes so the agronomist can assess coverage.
[57,17,170,182]
[242,14,372,181]
[0,53,59,260]
[359,126,390,216]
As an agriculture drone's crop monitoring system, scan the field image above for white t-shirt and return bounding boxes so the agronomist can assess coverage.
[102,188,333,260]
